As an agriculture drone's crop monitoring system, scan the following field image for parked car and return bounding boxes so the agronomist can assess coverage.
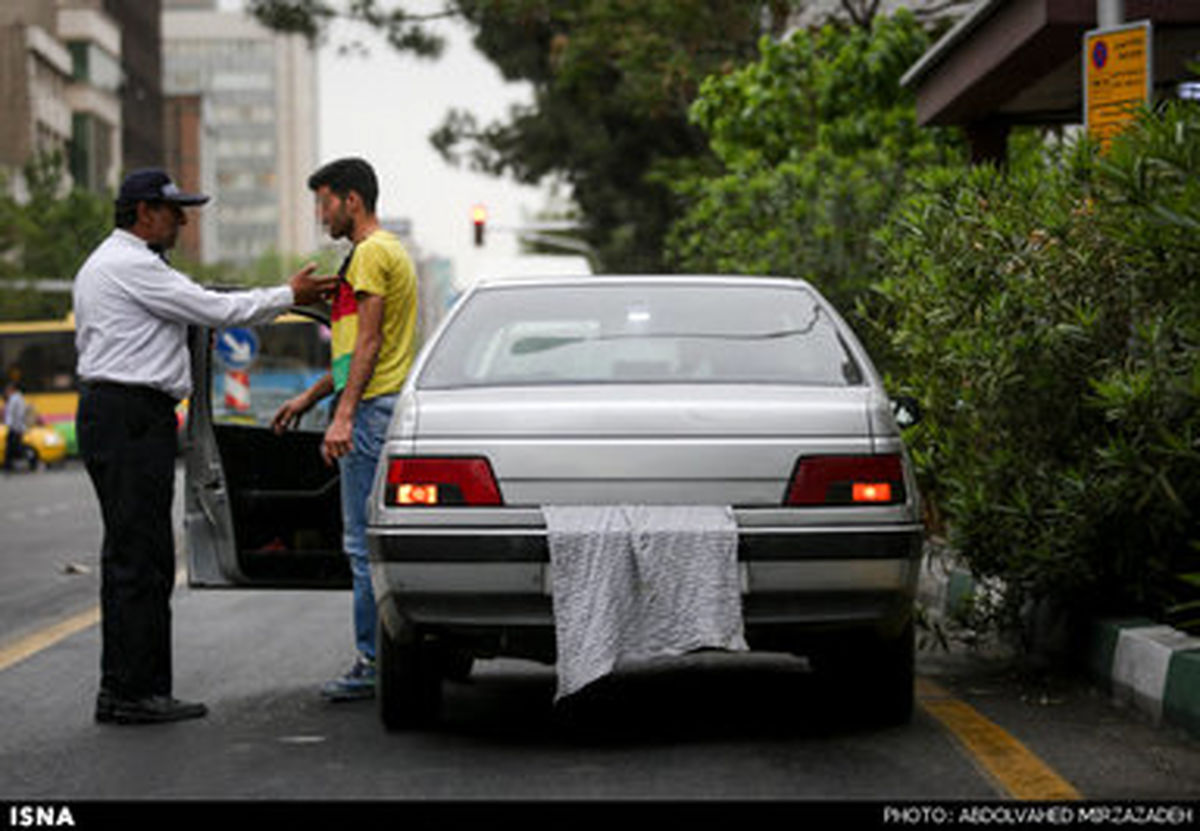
[185,275,923,730]
[0,422,67,469]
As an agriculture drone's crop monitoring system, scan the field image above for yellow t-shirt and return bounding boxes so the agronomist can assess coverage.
[329,229,418,399]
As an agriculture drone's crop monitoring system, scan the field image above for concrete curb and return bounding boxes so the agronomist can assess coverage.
[1090,619,1200,739]
[918,552,1200,740]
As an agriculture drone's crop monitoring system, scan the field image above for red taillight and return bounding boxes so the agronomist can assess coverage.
[785,455,905,506]
[385,457,502,507]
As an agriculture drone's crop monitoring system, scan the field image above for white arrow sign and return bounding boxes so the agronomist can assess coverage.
[215,328,259,369]
[221,332,253,365]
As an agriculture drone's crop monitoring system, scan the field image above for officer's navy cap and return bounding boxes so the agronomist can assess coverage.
[116,168,210,206]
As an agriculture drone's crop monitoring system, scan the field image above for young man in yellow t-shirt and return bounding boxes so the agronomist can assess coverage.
[272,157,418,701]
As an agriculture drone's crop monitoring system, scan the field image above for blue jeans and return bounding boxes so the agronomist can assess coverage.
[338,393,397,662]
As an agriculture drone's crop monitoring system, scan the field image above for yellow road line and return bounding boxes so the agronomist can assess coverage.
[0,606,100,673]
[917,677,1082,800]
[0,568,185,674]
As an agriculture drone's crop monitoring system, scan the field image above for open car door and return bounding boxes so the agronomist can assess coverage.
[185,308,349,588]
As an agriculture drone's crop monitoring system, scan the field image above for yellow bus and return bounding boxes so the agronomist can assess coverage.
[0,315,78,457]
[1,311,332,463]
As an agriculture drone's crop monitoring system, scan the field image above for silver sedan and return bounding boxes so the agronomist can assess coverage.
[367,275,923,729]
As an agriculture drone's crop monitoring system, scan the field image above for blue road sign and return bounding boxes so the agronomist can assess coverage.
[215,327,259,370]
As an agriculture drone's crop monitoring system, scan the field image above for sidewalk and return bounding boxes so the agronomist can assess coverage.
[917,550,1200,741]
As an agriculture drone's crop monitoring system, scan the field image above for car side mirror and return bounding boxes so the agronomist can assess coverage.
[891,396,922,429]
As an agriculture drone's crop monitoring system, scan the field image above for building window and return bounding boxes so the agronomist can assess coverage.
[67,41,122,92]
[211,71,271,92]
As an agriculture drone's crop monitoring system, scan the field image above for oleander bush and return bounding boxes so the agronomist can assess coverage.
[869,102,1200,637]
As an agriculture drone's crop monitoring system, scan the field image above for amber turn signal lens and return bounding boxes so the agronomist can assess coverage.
[852,482,892,503]
[396,484,439,505]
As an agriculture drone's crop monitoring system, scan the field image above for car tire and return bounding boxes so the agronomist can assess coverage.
[813,619,914,727]
[377,619,442,731]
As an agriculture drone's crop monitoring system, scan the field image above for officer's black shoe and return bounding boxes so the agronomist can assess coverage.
[95,692,208,725]
[94,689,116,723]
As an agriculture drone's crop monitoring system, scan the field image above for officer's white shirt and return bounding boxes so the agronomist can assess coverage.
[74,229,294,401]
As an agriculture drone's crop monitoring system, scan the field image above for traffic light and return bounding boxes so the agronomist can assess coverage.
[471,204,487,247]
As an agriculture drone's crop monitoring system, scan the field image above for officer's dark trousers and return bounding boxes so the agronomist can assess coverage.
[77,382,178,699]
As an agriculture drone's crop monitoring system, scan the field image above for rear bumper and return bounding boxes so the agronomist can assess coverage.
[367,523,922,659]
[369,524,920,563]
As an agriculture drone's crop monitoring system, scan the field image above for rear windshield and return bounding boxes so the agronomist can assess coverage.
[418,283,864,389]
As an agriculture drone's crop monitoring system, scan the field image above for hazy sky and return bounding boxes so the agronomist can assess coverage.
[223,1,556,282]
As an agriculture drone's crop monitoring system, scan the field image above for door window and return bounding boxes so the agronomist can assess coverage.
[210,315,331,430]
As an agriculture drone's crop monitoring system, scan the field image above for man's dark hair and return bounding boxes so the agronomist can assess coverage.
[114,201,140,229]
[307,157,378,213]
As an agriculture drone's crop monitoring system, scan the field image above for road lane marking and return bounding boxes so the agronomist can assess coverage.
[917,677,1082,800]
[5,500,90,523]
[0,606,100,673]
[0,568,186,673]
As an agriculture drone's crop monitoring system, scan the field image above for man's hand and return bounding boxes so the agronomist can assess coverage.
[321,412,354,466]
[271,393,312,434]
[289,263,338,306]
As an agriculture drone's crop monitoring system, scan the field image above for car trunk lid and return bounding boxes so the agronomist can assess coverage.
[410,385,874,506]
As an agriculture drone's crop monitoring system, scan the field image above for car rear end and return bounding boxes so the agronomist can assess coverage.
[366,277,922,726]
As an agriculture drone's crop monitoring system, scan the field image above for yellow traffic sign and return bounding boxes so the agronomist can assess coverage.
[1083,20,1152,151]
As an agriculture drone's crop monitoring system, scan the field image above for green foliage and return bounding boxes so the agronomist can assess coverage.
[247,0,447,56]
[175,245,344,289]
[251,0,796,273]
[871,103,1200,632]
[0,287,73,322]
[666,11,963,310]
[434,0,794,273]
[0,153,111,320]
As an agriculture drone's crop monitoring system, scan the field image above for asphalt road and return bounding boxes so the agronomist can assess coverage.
[0,461,104,645]
[2,464,1200,806]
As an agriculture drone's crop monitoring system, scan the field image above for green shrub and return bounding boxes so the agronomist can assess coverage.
[871,103,1200,634]
[665,11,962,311]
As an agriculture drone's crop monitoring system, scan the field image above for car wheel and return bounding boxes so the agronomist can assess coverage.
[813,620,914,727]
[377,619,442,731]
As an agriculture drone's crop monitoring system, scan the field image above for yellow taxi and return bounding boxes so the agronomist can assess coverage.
[0,422,68,469]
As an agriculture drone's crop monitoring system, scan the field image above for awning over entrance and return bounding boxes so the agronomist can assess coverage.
[901,0,1200,161]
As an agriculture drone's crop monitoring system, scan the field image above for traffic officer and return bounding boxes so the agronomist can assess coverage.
[73,168,336,725]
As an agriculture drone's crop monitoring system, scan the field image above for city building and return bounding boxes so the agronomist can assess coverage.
[59,1,124,192]
[104,0,165,171]
[162,0,318,265]
[0,1,75,197]
[0,0,164,197]
[163,92,216,263]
